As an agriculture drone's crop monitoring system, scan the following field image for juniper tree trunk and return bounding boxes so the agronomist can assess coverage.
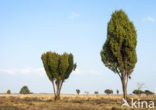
[51,80,56,95]
[54,81,60,101]
[121,74,128,99]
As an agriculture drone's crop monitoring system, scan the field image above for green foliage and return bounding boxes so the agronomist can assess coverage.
[133,89,154,95]
[76,89,80,95]
[20,86,31,94]
[101,9,137,74]
[7,90,11,94]
[104,89,113,95]
[41,51,76,100]
[101,9,137,99]
[133,89,144,95]
[94,91,99,94]
[41,52,76,82]
[144,90,154,95]
[116,89,119,94]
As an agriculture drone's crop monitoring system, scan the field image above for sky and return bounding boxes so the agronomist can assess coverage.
[0,0,156,94]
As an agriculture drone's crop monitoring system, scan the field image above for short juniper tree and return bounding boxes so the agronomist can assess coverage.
[76,89,80,95]
[7,90,11,94]
[116,89,119,95]
[41,52,76,100]
[94,91,99,95]
[104,89,113,95]
[20,86,31,94]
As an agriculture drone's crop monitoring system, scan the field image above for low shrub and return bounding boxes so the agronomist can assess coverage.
[104,89,113,95]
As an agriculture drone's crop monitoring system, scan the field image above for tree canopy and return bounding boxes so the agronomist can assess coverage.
[101,10,137,75]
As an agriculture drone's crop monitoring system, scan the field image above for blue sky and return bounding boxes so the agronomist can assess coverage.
[0,0,156,94]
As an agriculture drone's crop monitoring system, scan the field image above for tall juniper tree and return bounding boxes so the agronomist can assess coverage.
[100,10,137,99]
[41,52,76,100]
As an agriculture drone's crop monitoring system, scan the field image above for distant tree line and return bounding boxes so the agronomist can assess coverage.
[75,89,154,95]
[133,89,154,95]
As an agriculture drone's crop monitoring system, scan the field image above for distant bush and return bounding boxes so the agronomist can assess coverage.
[104,89,113,95]
[144,90,154,95]
[133,89,154,95]
[94,91,99,94]
[20,86,31,94]
[133,89,144,95]
[7,90,11,94]
[76,89,80,95]
[116,89,119,95]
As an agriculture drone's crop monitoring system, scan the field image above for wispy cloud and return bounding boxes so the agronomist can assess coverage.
[73,69,102,75]
[0,67,45,75]
[68,12,80,20]
[0,67,102,76]
[141,16,155,22]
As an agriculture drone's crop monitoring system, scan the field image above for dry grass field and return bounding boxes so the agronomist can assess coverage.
[0,94,156,110]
